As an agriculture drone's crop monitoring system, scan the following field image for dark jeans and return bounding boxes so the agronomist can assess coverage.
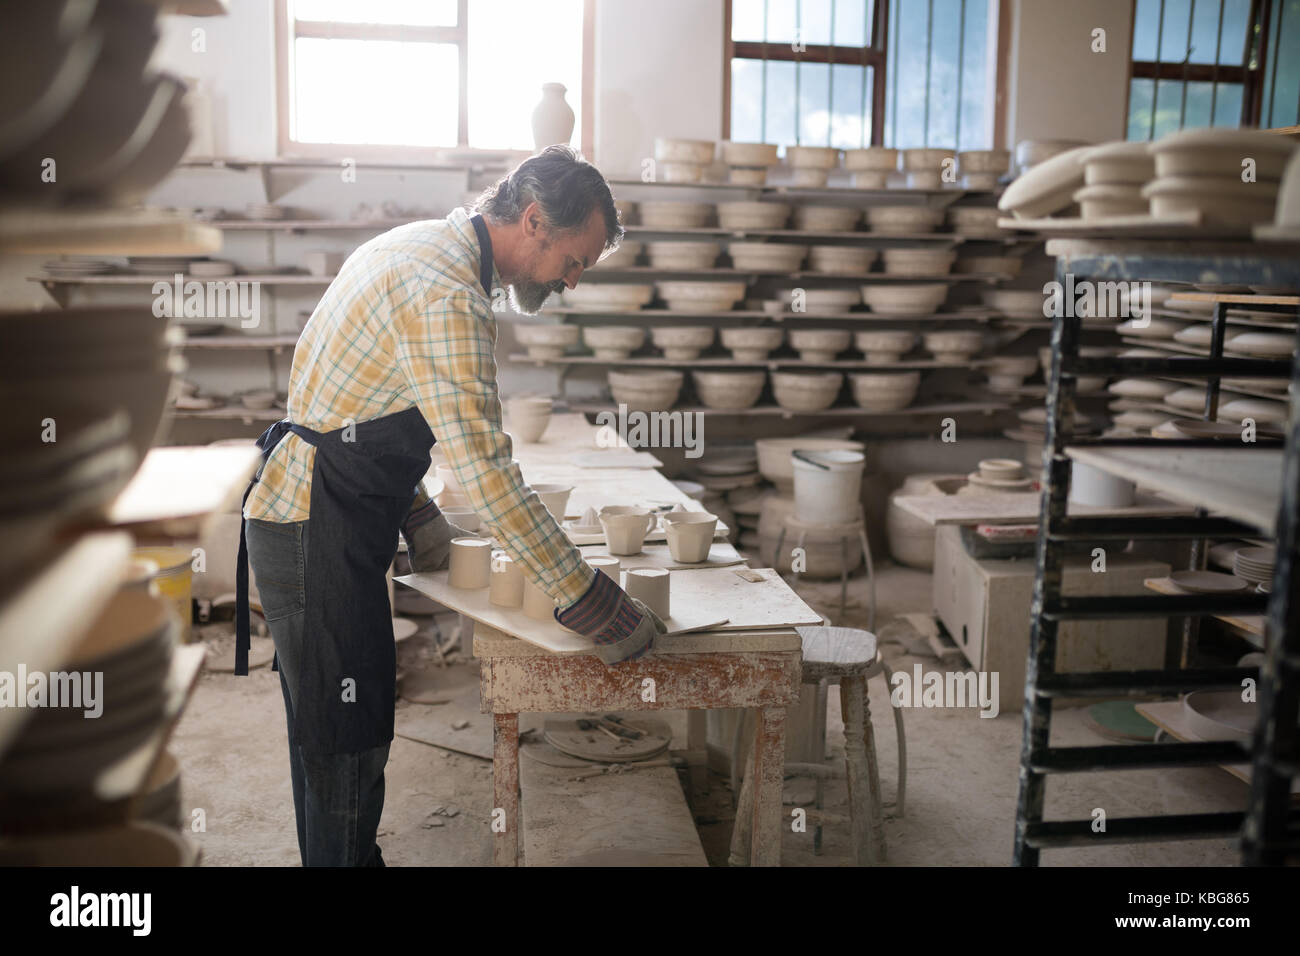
[245,517,389,867]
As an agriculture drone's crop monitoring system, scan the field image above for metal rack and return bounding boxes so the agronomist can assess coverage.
[1014,238,1300,866]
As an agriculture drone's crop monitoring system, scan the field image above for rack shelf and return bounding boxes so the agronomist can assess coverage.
[539,306,997,323]
[568,400,1007,419]
[33,273,332,285]
[509,352,996,371]
[179,334,300,350]
[168,407,285,423]
[0,207,222,256]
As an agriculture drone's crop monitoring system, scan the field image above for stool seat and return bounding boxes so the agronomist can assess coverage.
[798,625,879,680]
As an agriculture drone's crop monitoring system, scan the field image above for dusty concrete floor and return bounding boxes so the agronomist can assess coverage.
[171,563,1245,867]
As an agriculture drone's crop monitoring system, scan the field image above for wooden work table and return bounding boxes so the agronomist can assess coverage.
[406,413,810,865]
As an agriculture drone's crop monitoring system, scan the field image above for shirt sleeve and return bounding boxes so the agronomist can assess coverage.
[390,284,595,608]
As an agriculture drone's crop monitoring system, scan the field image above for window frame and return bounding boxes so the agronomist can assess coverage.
[722,0,1009,150]
[274,0,595,161]
[1122,0,1293,137]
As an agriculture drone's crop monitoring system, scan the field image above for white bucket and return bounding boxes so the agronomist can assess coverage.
[792,449,865,525]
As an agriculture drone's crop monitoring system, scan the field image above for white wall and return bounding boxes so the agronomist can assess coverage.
[1006,0,1134,146]
[593,0,726,175]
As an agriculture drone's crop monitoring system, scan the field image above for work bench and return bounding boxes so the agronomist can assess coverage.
[400,414,813,865]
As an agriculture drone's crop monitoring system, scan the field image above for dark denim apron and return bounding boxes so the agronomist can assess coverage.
[234,213,494,754]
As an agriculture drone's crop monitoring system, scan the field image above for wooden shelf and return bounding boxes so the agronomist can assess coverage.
[0,533,132,759]
[34,273,332,285]
[137,0,229,15]
[569,400,1008,419]
[168,406,285,423]
[622,226,966,244]
[209,218,416,232]
[1144,577,1265,644]
[1063,445,1283,534]
[583,266,1007,282]
[539,306,996,322]
[102,445,261,538]
[1008,211,1255,240]
[0,207,222,256]
[509,352,986,370]
[180,334,299,350]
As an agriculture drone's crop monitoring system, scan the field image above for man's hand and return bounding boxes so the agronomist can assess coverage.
[402,498,477,572]
[555,570,668,665]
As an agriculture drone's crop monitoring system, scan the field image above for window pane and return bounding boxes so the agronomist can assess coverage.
[1132,0,1161,60]
[1153,78,1186,137]
[798,61,832,145]
[766,0,799,44]
[292,38,458,146]
[732,0,767,41]
[766,60,798,144]
[1183,80,1214,126]
[1262,0,1300,128]
[888,0,931,146]
[292,0,457,26]
[1188,0,1224,64]
[801,0,834,45]
[959,0,991,149]
[467,0,583,150]
[1218,0,1251,66]
[833,0,872,47]
[731,59,766,142]
[926,0,963,147]
[1128,78,1155,140]
[1159,0,1192,62]
[1212,81,1244,125]
[830,63,870,149]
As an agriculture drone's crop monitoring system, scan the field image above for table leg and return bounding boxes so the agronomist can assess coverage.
[686,710,708,801]
[493,712,519,867]
[749,705,787,867]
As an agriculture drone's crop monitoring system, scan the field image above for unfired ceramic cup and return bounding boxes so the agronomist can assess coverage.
[586,555,621,579]
[533,483,573,522]
[599,506,656,556]
[662,512,718,563]
[441,507,481,532]
[522,576,555,620]
[448,537,491,588]
[489,551,523,607]
[624,567,670,619]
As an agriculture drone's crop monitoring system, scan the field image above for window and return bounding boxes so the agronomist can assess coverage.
[276,0,590,157]
[725,0,998,151]
[1126,0,1300,139]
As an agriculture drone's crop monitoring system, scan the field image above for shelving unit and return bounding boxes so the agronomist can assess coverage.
[1014,236,1300,867]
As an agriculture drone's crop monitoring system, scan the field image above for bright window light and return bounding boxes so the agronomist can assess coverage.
[292,0,458,27]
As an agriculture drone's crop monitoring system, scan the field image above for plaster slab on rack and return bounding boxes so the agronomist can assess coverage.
[1144,577,1264,645]
[893,490,1193,527]
[1135,701,1300,793]
[1063,446,1282,534]
[998,210,1254,239]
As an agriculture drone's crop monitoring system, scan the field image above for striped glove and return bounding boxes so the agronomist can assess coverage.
[401,496,476,572]
[555,569,666,665]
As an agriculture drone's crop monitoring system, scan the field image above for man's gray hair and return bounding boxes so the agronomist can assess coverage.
[473,145,623,251]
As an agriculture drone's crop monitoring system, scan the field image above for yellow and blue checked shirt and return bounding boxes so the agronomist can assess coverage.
[244,207,595,607]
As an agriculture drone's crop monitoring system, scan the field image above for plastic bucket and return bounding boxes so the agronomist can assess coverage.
[792,449,865,525]
[131,547,194,644]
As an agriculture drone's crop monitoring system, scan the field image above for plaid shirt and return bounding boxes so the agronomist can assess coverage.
[244,207,595,608]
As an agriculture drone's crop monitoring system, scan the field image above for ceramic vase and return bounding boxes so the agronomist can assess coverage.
[531,83,574,151]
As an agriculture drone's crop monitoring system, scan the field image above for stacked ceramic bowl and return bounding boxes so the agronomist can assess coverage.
[771,371,843,411]
[656,280,746,312]
[1144,128,1296,227]
[0,589,178,801]
[1075,141,1154,219]
[646,240,720,270]
[639,201,712,228]
[0,2,192,203]
[984,355,1039,393]
[999,145,1091,219]
[728,241,806,272]
[692,370,767,410]
[515,323,580,359]
[864,206,945,234]
[720,326,784,361]
[900,148,957,189]
[562,283,653,311]
[593,241,643,269]
[982,288,1046,320]
[793,205,861,232]
[808,245,878,274]
[654,137,715,183]
[881,247,957,276]
[582,325,646,360]
[721,141,780,185]
[923,329,983,363]
[861,283,949,315]
[784,146,841,187]
[843,147,899,188]
[957,149,1011,189]
[717,201,791,230]
[1232,545,1275,588]
[849,371,921,411]
[947,206,1005,237]
[854,329,917,364]
[788,329,851,362]
[1014,139,1088,176]
[777,287,861,314]
[608,369,683,411]
[652,325,715,360]
[965,458,1033,494]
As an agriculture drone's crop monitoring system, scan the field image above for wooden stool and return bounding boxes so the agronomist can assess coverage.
[729,626,905,866]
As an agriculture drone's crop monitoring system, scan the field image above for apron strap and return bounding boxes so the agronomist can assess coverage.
[235,419,321,676]
[469,213,494,298]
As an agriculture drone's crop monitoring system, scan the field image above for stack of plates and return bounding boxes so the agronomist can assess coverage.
[128,256,196,275]
[0,590,177,798]
[42,258,118,277]
[1233,545,1275,586]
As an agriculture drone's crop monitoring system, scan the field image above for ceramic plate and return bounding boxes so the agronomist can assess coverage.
[1169,570,1251,594]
